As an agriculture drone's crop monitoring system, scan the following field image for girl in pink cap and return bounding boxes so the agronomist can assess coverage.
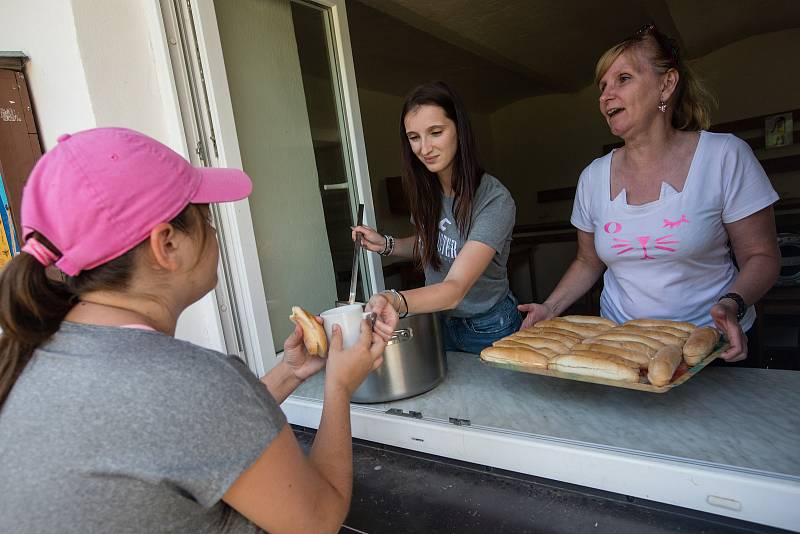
[0,127,398,533]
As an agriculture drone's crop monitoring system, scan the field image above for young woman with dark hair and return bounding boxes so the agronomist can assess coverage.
[353,81,520,354]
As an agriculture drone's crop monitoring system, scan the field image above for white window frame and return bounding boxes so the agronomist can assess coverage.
[154,1,800,529]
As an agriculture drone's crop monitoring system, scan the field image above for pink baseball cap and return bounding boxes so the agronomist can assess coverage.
[21,127,252,276]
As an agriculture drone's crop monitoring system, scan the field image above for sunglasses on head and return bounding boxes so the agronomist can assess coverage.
[631,23,680,68]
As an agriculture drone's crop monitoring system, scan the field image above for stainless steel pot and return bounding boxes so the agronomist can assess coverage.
[351,312,447,404]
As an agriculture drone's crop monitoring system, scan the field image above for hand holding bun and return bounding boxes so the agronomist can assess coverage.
[290,306,327,357]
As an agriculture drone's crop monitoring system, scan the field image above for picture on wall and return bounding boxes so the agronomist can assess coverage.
[765,112,793,149]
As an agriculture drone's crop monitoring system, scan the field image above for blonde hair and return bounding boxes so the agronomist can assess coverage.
[594,26,716,131]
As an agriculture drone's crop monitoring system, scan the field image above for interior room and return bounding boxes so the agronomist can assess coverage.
[344,0,800,368]
[208,0,799,500]
[280,0,800,485]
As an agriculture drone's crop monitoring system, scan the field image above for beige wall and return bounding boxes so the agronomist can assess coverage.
[215,0,337,345]
[701,28,800,201]
[491,28,800,225]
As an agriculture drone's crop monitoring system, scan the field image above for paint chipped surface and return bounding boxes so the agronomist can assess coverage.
[0,108,22,122]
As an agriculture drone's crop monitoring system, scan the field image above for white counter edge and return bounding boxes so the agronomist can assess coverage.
[283,396,800,532]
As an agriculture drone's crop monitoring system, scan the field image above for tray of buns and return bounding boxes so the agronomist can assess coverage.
[480,316,727,393]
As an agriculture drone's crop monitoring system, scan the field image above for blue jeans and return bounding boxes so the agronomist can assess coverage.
[440,293,523,354]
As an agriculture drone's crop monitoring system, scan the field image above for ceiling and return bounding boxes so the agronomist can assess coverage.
[346,0,800,112]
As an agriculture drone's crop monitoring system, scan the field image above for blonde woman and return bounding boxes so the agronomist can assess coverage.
[518,25,779,363]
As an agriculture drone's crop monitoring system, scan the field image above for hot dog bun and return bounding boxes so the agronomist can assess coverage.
[481,346,549,368]
[512,331,578,348]
[571,343,650,369]
[533,319,611,338]
[576,338,657,358]
[494,341,559,359]
[517,327,583,342]
[289,306,327,357]
[608,326,685,347]
[549,352,640,383]
[647,345,684,386]
[507,336,570,354]
[623,319,696,334]
[559,315,617,328]
[683,327,720,366]
[587,331,666,351]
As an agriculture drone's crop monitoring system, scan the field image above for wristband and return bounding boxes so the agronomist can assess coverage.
[718,292,746,322]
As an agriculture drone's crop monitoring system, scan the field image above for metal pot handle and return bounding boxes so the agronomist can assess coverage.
[387,327,414,346]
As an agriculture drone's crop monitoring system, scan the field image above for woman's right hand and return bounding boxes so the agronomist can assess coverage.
[352,225,386,254]
[324,320,387,397]
[517,302,555,330]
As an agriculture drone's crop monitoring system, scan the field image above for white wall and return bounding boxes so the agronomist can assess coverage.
[1,0,226,351]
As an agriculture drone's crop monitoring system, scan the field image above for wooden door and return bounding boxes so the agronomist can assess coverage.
[0,63,43,245]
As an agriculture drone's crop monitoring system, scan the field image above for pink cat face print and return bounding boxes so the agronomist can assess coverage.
[605,214,689,260]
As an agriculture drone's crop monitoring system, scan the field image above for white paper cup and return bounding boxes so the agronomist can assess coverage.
[320,304,375,349]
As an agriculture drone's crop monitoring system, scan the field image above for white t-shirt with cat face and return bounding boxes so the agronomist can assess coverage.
[571,131,779,331]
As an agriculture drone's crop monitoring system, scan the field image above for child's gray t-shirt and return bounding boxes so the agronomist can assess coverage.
[0,322,286,533]
[423,173,516,317]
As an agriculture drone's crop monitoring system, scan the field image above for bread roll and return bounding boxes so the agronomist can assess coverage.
[481,346,549,368]
[572,343,650,369]
[549,352,640,383]
[533,319,610,338]
[519,327,582,341]
[559,315,618,328]
[588,332,665,351]
[289,306,327,356]
[623,319,696,334]
[492,339,533,349]
[609,326,685,347]
[509,336,570,355]
[683,327,720,366]
[647,345,684,386]
[578,338,657,358]
[620,324,689,339]
[513,331,577,348]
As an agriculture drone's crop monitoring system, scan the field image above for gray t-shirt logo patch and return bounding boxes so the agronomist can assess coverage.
[437,217,458,260]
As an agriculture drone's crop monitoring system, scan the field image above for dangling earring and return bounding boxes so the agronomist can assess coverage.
[658,101,667,113]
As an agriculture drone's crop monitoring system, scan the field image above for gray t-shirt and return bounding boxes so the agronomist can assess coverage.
[0,322,286,534]
[424,174,516,317]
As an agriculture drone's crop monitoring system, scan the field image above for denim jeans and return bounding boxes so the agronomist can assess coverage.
[440,292,523,354]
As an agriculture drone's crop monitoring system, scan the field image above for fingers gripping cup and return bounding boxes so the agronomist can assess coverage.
[320,304,376,348]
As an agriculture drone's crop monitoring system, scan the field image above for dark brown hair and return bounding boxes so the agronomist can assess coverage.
[400,81,484,271]
[594,24,716,131]
[0,204,207,408]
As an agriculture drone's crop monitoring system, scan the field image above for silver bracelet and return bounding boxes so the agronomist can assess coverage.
[379,234,395,256]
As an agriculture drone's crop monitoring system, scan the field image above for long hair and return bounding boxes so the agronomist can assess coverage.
[400,81,484,271]
[0,204,207,408]
[594,24,716,131]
